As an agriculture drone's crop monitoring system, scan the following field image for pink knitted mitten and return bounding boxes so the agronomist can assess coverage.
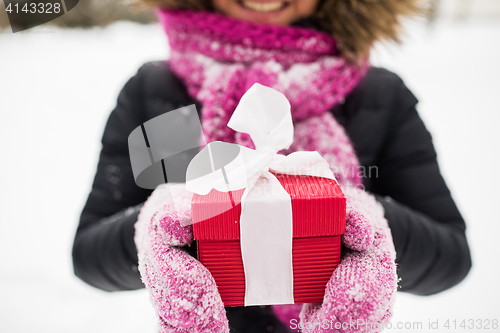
[299,187,398,333]
[134,185,229,333]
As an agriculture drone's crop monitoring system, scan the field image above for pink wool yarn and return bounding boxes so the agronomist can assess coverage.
[157,9,369,187]
[135,9,398,333]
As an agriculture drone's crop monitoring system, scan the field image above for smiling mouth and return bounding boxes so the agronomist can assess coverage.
[238,1,289,12]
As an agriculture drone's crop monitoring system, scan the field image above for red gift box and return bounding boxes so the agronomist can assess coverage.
[192,172,346,307]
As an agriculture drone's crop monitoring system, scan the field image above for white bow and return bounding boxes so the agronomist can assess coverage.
[186,83,336,306]
[186,84,335,196]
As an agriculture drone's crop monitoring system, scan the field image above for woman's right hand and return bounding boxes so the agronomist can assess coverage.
[135,185,229,333]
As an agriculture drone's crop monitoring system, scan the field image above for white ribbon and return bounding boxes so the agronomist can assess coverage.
[186,83,336,306]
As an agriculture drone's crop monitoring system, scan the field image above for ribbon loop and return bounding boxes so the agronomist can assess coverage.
[186,83,337,306]
[228,83,294,152]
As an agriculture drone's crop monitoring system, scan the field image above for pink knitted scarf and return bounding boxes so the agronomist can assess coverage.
[158,9,369,187]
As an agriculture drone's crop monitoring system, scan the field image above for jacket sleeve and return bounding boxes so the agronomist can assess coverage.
[72,66,152,291]
[370,77,472,295]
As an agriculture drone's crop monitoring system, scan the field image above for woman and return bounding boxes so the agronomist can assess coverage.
[73,1,471,331]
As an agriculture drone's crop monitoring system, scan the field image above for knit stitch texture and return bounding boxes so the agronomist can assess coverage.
[158,9,368,186]
[135,9,398,333]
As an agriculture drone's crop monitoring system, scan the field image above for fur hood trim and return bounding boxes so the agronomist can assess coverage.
[135,0,425,60]
[313,0,425,60]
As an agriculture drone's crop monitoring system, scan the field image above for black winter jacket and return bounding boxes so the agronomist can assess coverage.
[73,61,472,332]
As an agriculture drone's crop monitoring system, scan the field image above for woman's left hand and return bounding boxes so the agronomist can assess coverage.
[300,187,398,333]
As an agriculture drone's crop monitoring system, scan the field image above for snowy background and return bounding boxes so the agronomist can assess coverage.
[1,17,499,333]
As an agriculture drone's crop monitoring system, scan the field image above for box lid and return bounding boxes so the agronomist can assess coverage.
[192,173,346,240]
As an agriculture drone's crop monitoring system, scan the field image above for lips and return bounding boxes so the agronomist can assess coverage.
[238,1,289,13]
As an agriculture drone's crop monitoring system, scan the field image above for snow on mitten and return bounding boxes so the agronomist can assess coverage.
[135,185,229,333]
[299,187,398,333]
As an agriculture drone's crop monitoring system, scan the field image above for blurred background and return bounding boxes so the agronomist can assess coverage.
[1,0,499,332]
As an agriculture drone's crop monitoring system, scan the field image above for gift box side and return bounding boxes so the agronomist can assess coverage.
[198,235,341,307]
[293,235,341,303]
[197,239,245,306]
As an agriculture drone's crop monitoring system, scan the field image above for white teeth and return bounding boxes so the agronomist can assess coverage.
[242,1,285,12]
